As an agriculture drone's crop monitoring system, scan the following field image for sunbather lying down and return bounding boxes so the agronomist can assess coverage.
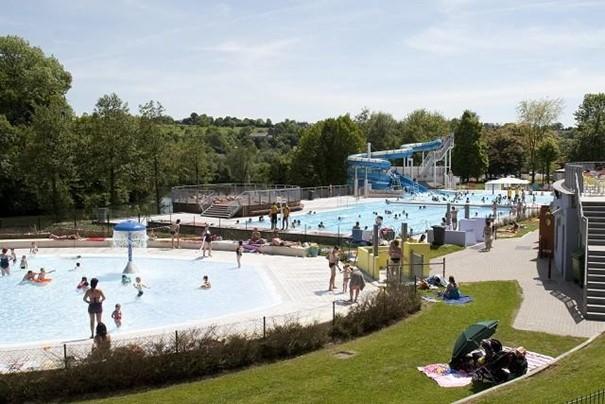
[271,237,301,247]
[49,233,81,240]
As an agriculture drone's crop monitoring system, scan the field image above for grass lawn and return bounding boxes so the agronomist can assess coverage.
[476,334,605,403]
[428,244,465,260]
[85,281,583,404]
[496,217,539,239]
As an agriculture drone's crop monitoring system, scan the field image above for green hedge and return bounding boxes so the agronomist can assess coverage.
[0,286,420,403]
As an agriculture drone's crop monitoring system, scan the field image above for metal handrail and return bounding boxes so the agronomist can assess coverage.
[575,172,588,314]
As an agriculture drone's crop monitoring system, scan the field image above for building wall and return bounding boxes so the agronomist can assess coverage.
[552,192,578,281]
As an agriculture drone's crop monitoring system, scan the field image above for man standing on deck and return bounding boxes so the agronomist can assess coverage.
[327,246,341,291]
[281,204,290,230]
[269,202,279,230]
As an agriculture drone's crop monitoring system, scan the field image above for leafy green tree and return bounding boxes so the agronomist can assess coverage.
[21,97,76,216]
[175,127,215,185]
[0,36,71,126]
[485,124,526,178]
[360,112,401,151]
[452,110,488,183]
[517,98,563,183]
[225,145,256,182]
[399,109,449,144]
[138,100,170,213]
[88,93,137,206]
[289,115,364,186]
[537,136,560,184]
[570,93,605,161]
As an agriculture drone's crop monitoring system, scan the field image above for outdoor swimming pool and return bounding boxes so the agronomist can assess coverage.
[252,190,553,235]
[0,255,279,346]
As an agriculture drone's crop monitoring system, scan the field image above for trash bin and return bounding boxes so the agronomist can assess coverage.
[572,250,585,286]
[308,190,315,200]
[432,225,445,246]
[307,245,320,257]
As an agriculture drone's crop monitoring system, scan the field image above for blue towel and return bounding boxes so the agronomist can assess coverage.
[443,295,473,305]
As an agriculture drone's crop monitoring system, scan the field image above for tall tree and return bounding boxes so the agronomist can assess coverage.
[0,36,71,126]
[361,112,401,151]
[21,97,76,217]
[289,115,364,186]
[537,136,560,184]
[399,109,449,144]
[89,94,137,206]
[570,93,605,161]
[517,98,563,183]
[484,124,526,178]
[452,110,488,183]
[138,100,169,214]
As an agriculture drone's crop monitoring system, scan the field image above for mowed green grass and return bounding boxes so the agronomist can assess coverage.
[476,334,605,403]
[428,244,465,260]
[85,282,583,404]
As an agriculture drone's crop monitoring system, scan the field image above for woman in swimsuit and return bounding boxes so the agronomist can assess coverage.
[83,278,106,339]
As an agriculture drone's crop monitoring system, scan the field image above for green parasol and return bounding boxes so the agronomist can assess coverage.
[451,320,499,362]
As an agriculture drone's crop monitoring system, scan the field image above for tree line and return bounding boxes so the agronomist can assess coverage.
[1,35,605,218]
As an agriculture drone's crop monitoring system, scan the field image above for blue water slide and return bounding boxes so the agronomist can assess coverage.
[347,139,444,192]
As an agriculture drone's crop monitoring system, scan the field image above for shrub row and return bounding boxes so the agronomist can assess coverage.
[0,285,420,403]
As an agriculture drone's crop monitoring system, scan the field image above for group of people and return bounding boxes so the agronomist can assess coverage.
[269,202,291,231]
[327,246,366,302]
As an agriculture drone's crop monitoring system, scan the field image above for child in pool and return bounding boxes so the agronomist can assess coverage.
[200,275,211,289]
[10,248,17,264]
[22,270,36,282]
[111,304,122,328]
[77,276,89,290]
[20,255,28,270]
[133,277,149,297]
[121,274,131,285]
[37,267,55,281]
[236,240,243,268]
[29,242,38,254]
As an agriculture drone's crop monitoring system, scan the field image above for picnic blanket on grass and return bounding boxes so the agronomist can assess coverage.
[421,295,473,305]
[417,349,554,388]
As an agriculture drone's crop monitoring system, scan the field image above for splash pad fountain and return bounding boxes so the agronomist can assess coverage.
[112,220,147,273]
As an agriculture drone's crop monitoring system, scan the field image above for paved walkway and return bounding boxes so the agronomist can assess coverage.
[431,231,605,338]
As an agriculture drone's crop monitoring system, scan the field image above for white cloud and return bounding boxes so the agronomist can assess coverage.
[406,25,605,55]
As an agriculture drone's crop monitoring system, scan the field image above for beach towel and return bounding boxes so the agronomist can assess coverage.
[420,295,473,304]
[443,295,473,305]
[418,349,554,388]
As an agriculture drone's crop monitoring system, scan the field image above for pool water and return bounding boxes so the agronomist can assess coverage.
[0,255,278,345]
[253,190,553,235]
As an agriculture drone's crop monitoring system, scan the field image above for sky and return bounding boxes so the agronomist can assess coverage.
[3,0,605,125]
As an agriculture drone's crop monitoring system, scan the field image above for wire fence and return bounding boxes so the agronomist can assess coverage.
[0,299,351,374]
[567,389,605,404]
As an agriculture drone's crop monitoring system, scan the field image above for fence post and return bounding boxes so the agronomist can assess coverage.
[175,330,179,353]
[414,275,417,294]
[63,343,68,369]
[332,301,336,328]
[442,257,446,279]
[263,316,266,339]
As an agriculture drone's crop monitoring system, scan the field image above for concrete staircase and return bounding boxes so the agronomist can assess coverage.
[582,200,605,320]
[201,203,239,219]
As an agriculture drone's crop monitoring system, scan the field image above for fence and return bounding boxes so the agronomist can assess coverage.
[300,185,352,200]
[565,162,605,196]
[0,299,350,374]
[0,206,156,238]
[567,389,605,404]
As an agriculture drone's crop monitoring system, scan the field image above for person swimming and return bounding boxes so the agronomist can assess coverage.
[22,270,36,282]
[133,277,149,297]
[36,267,55,281]
[121,274,131,285]
[77,276,89,290]
[200,275,211,289]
